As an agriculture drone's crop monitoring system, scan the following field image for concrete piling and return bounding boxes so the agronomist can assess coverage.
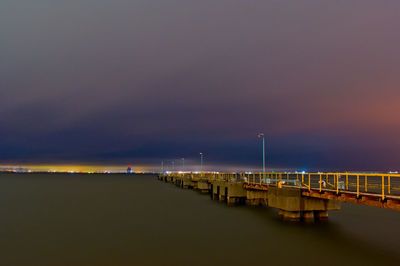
[158,173,340,222]
[246,190,268,206]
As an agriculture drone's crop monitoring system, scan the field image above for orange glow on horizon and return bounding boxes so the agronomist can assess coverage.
[0,164,150,173]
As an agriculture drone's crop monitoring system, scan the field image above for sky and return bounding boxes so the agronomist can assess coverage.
[1,0,400,172]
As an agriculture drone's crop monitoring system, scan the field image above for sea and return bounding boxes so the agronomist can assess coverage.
[0,173,399,266]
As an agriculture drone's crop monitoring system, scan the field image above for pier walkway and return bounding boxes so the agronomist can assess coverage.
[158,172,400,221]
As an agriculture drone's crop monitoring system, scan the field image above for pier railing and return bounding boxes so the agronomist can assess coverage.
[243,172,400,200]
[163,172,400,200]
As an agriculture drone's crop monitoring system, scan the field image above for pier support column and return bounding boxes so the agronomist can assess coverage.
[302,211,314,222]
[227,196,243,205]
[197,180,210,193]
[314,210,329,221]
[219,194,226,202]
[212,185,220,200]
[183,177,194,189]
[245,190,268,207]
[278,210,301,222]
[268,187,340,222]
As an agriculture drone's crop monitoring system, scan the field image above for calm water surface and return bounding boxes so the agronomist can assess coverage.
[0,173,399,266]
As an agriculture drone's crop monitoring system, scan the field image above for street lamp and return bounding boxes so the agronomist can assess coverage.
[182,158,185,172]
[257,133,266,183]
[199,153,203,173]
[172,160,175,172]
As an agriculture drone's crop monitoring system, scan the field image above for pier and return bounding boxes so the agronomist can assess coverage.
[158,172,400,221]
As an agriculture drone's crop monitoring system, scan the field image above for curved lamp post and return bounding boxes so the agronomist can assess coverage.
[199,153,203,173]
[257,133,266,183]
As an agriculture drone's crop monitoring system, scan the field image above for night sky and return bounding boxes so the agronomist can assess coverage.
[1,1,400,171]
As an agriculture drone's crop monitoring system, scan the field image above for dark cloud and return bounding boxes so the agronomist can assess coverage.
[1,0,400,171]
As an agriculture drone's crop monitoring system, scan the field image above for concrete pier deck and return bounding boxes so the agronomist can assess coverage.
[158,172,361,222]
[159,171,400,221]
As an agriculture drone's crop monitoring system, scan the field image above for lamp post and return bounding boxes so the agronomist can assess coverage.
[161,160,164,173]
[182,158,185,172]
[257,133,266,183]
[172,161,175,172]
[200,153,203,173]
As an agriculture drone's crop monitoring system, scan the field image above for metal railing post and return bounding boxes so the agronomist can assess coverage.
[336,174,339,195]
[382,175,385,200]
[319,174,322,192]
[357,175,359,198]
